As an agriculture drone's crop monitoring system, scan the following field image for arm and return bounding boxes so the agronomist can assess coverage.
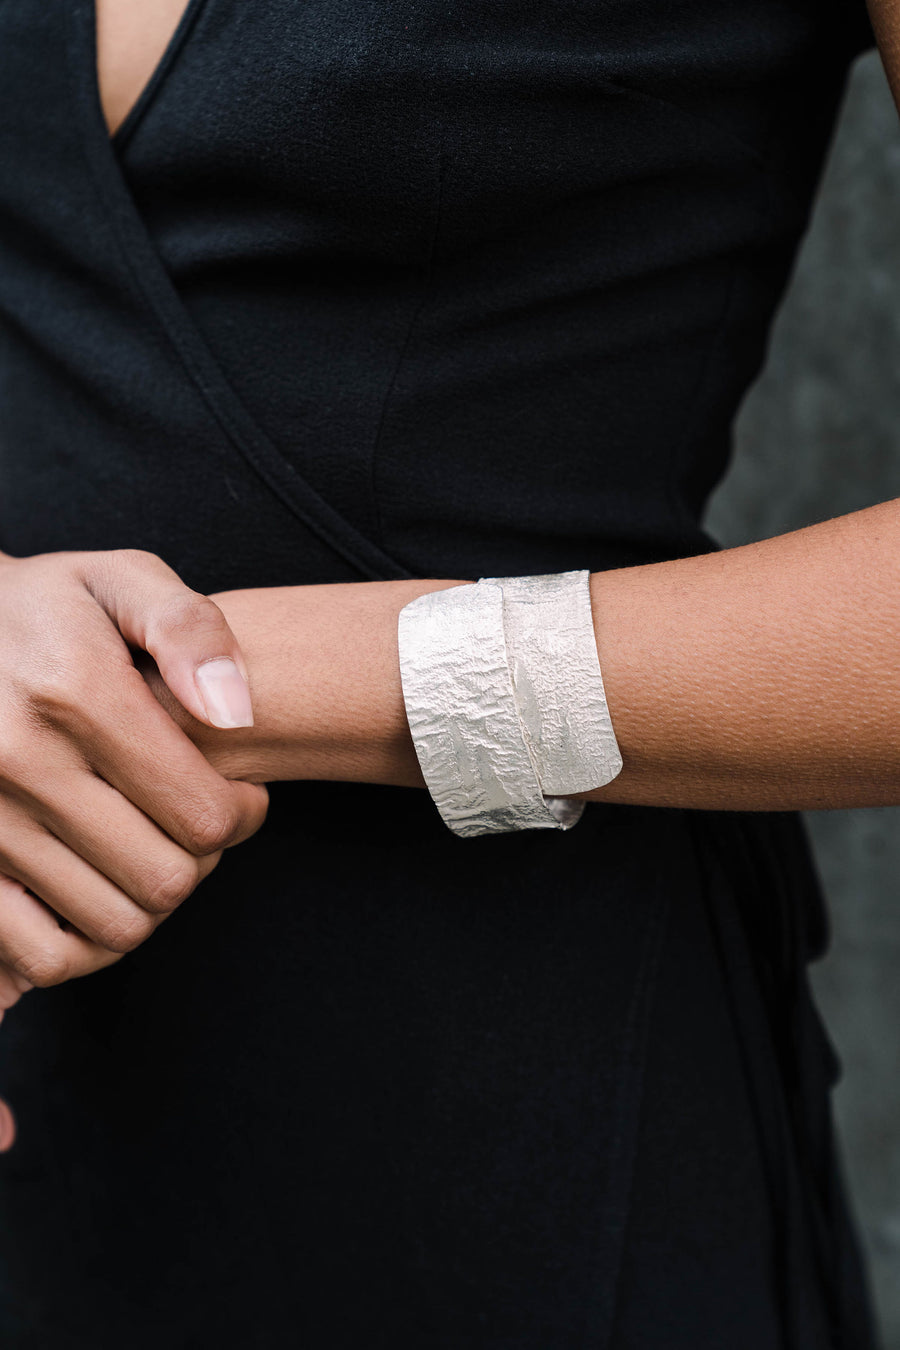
[150,1,900,817]
[160,498,900,813]
[867,0,900,109]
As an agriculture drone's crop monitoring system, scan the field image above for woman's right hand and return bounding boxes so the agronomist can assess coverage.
[0,547,269,1023]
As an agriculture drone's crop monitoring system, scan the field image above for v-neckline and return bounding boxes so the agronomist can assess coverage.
[67,0,412,583]
[106,0,210,156]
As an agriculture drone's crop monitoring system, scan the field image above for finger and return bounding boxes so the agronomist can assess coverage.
[28,768,224,915]
[60,680,269,856]
[0,960,32,1011]
[0,799,226,950]
[0,875,122,989]
[0,1098,15,1152]
[0,930,33,1155]
[0,876,36,1010]
[81,550,254,730]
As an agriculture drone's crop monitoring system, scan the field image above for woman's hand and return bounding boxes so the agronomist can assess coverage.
[0,547,269,1022]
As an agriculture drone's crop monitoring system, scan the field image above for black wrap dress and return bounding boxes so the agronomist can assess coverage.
[0,1,884,1345]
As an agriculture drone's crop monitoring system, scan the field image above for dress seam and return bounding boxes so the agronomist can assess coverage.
[367,147,449,559]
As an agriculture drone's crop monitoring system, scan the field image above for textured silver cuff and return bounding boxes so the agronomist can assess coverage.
[397,582,581,837]
[484,570,623,795]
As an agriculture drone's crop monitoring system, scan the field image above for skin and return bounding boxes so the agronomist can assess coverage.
[144,500,900,815]
[95,0,193,136]
[0,0,894,1152]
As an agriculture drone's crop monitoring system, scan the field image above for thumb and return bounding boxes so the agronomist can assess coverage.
[82,550,254,731]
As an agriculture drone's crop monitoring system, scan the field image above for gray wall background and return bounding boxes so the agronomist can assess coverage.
[705,47,900,1349]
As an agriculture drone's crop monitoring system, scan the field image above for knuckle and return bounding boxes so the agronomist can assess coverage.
[196,849,224,881]
[13,946,68,989]
[142,857,200,914]
[239,801,267,843]
[156,592,222,643]
[185,800,240,855]
[0,725,40,788]
[251,786,270,828]
[114,547,162,575]
[95,910,156,955]
[24,662,84,720]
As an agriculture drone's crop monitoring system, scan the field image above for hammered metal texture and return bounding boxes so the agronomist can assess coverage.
[485,570,624,795]
[397,582,581,837]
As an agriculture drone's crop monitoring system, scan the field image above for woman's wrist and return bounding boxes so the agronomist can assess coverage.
[143,579,472,787]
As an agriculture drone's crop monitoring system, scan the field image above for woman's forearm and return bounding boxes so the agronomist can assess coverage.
[586,498,900,810]
[178,497,900,812]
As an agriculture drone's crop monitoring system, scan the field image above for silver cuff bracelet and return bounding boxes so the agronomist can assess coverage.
[485,570,623,796]
[397,571,623,838]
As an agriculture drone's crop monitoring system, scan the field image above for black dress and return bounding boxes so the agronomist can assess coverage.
[0,1,882,1345]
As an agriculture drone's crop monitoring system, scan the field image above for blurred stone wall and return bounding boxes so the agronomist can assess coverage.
[705,47,900,1349]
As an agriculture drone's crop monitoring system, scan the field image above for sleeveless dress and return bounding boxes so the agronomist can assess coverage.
[0,1,882,1345]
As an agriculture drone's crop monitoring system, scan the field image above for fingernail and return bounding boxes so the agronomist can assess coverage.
[195,658,254,729]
